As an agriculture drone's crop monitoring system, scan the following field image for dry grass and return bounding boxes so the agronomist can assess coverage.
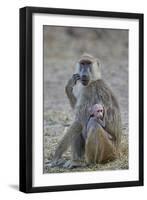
[44,133,128,173]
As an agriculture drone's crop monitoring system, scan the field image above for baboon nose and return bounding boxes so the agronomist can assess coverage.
[81,75,89,86]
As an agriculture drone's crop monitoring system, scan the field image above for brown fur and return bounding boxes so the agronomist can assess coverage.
[85,117,117,164]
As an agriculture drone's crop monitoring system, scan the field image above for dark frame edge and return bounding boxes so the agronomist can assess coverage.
[139,14,144,186]
[24,180,143,193]
[21,6,143,19]
[19,7,27,193]
[19,7,33,193]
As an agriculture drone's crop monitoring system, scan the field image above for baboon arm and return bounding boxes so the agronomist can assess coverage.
[52,121,82,162]
[65,78,77,109]
[104,118,122,147]
[104,123,116,140]
[98,118,106,128]
[103,106,122,146]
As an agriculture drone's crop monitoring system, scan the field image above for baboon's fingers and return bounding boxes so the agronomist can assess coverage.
[72,74,80,83]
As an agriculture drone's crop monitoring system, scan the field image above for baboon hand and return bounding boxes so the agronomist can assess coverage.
[72,73,80,85]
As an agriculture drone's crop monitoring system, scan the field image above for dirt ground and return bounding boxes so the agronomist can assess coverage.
[43,26,128,173]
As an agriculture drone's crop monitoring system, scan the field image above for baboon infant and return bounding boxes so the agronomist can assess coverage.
[85,104,117,164]
[88,104,105,127]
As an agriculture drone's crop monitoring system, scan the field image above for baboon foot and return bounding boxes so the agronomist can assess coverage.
[47,159,66,168]
[63,160,86,169]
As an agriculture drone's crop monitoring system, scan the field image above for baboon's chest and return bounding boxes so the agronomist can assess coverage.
[75,85,102,123]
[76,86,101,106]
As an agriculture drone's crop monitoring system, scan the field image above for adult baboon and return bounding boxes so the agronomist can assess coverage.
[51,53,122,168]
[85,104,117,164]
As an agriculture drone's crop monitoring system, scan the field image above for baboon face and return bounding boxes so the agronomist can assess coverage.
[90,104,104,120]
[79,59,92,86]
[74,54,101,86]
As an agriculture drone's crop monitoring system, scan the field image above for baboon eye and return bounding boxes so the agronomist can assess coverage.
[80,62,85,70]
[97,109,103,112]
[80,62,85,65]
[84,60,92,65]
[80,60,92,66]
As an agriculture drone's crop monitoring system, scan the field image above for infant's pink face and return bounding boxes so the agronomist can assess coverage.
[92,104,104,118]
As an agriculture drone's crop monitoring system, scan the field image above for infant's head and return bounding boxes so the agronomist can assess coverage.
[90,104,104,119]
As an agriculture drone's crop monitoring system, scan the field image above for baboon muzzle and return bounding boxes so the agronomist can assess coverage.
[81,75,90,86]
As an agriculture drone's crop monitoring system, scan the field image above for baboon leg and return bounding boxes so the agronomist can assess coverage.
[72,133,85,160]
[85,131,96,164]
[64,133,85,168]
[51,121,82,167]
